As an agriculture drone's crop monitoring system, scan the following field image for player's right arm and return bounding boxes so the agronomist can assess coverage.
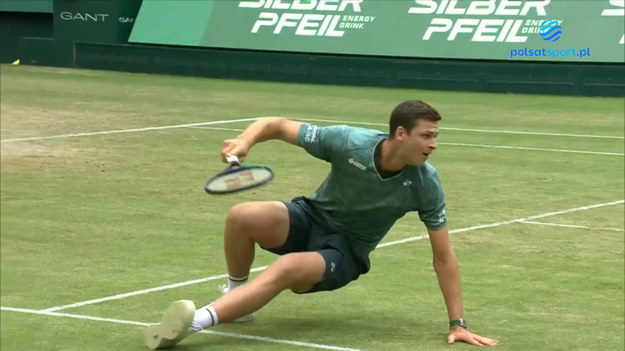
[221,117,302,162]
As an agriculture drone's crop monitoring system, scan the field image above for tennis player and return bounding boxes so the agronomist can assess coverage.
[145,100,498,349]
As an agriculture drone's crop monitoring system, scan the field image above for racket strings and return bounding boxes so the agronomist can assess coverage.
[224,170,256,189]
[205,166,274,193]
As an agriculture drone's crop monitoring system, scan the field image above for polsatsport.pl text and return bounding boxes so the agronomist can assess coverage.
[510,48,591,59]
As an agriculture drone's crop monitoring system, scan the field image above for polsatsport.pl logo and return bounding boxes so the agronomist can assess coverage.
[511,18,591,59]
[510,47,591,59]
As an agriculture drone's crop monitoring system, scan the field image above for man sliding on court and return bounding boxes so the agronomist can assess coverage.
[145,100,498,348]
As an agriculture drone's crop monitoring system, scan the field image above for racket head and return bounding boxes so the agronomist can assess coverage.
[204,163,274,195]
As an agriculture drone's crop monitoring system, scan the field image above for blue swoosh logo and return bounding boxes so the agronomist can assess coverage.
[539,20,562,42]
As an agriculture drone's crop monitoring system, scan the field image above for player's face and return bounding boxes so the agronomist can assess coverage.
[401,120,439,166]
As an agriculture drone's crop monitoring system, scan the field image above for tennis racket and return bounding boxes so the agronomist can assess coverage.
[204,155,274,195]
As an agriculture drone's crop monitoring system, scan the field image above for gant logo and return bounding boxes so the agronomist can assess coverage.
[348,158,366,171]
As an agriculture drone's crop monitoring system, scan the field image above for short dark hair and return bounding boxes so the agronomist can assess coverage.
[389,100,441,138]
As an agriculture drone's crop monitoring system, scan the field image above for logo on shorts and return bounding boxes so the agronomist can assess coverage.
[330,262,336,272]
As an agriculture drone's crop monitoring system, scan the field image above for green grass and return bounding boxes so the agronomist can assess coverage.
[1,65,623,351]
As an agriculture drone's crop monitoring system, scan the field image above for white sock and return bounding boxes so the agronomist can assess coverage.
[189,305,219,333]
[227,275,248,291]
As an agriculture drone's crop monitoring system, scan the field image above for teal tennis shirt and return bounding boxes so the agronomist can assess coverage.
[297,123,447,253]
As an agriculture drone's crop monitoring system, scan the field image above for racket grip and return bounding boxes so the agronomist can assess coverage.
[226,154,240,165]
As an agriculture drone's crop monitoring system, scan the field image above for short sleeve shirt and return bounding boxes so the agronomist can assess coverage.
[296,123,447,252]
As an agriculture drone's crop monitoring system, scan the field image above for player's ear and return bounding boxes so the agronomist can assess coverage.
[396,126,407,141]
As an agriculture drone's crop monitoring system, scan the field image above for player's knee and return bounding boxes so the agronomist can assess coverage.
[227,202,285,229]
[270,254,324,292]
[271,255,310,285]
[226,203,255,231]
[271,255,300,280]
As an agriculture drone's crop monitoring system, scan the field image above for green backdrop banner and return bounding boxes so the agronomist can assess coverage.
[129,0,625,63]
[0,0,52,13]
[54,0,143,44]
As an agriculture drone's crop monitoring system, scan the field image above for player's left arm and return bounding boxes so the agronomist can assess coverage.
[428,226,499,347]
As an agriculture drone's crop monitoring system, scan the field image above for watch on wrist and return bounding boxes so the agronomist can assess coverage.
[449,318,467,329]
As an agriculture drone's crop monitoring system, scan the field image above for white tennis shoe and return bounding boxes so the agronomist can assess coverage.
[145,300,196,350]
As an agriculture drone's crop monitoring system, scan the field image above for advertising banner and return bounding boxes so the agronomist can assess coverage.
[129,0,625,63]
[0,0,53,13]
[54,0,142,44]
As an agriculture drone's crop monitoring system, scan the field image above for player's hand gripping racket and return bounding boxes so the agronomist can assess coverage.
[204,155,274,195]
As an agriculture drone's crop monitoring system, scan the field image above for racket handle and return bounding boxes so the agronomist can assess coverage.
[226,154,240,165]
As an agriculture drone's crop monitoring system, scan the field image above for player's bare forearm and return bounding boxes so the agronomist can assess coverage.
[434,258,500,348]
[429,227,499,346]
[427,227,463,320]
[237,117,302,146]
[221,118,302,161]
[432,255,464,321]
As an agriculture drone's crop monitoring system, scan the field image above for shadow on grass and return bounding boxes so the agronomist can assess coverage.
[172,311,437,350]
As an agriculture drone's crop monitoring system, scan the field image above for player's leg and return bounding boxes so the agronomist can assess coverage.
[145,199,325,349]
[145,250,331,350]
[211,232,366,322]
[195,196,326,326]
[223,201,290,281]
[210,251,326,322]
[145,201,293,350]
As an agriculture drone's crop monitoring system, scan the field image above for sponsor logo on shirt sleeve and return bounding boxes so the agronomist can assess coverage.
[438,208,446,223]
[303,125,319,143]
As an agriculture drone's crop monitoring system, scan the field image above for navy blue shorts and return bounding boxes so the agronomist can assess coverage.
[263,197,369,293]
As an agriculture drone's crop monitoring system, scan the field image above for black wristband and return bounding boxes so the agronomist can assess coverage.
[449,318,467,329]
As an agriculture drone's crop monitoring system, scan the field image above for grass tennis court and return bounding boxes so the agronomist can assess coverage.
[1,65,623,351]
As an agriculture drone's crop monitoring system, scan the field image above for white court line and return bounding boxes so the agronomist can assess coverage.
[0,307,366,351]
[518,220,624,232]
[42,199,624,312]
[42,266,268,313]
[0,118,260,143]
[377,199,625,248]
[441,142,623,156]
[293,118,625,139]
[189,126,245,132]
[3,116,623,143]
[190,126,624,157]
